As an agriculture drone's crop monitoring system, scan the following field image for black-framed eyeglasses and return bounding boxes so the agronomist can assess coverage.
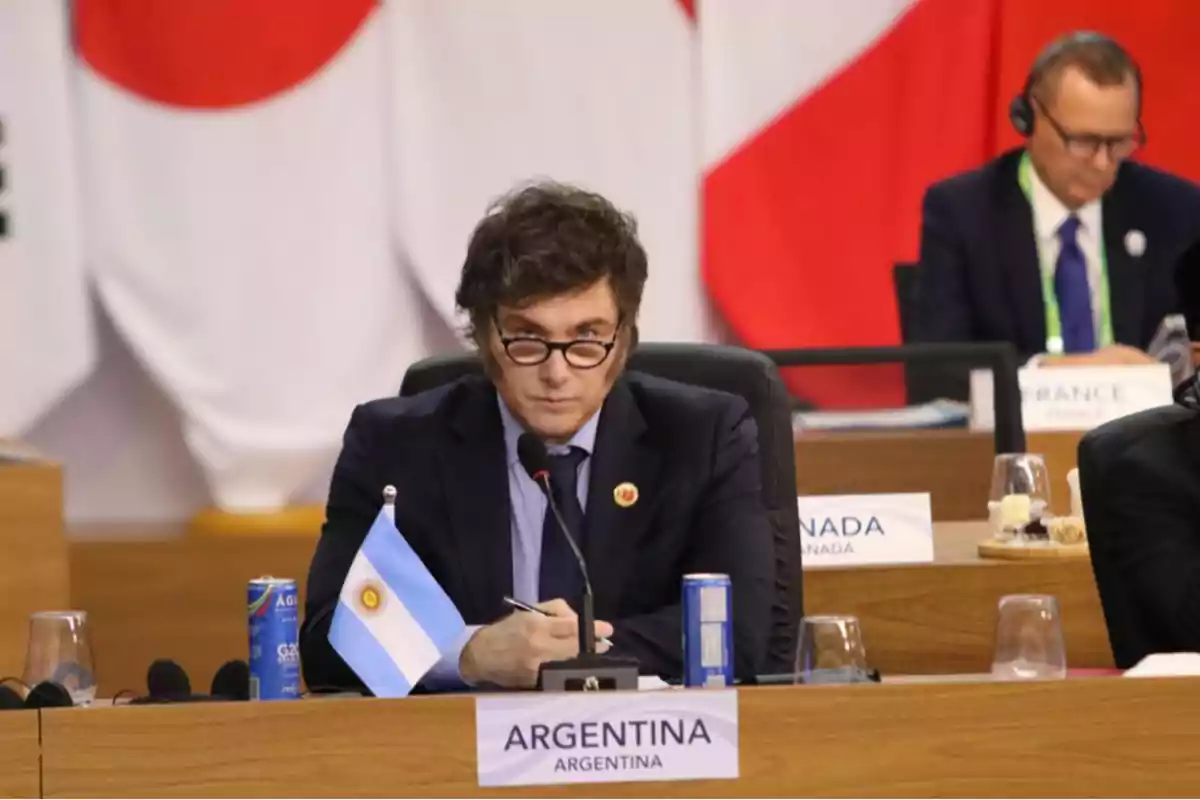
[495,319,620,369]
[1033,97,1145,160]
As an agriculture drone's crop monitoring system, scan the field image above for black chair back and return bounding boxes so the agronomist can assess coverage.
[399,351,481,396]
[892,262,974,403]
[400,343,803,674]
[892,262,920,344]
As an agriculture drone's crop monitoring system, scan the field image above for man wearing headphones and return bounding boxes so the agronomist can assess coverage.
[915,31,1200,367]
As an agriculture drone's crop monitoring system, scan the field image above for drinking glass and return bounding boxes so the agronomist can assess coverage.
[794,615,870,684]
[22,611,97,705]
[987,453,1051,539]
[990,594,1067,681]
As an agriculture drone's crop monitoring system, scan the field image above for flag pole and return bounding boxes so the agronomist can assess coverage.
[382,485,397,523]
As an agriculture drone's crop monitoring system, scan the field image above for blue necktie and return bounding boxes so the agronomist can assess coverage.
[538,447,588,608]
[1054,215,1095,353]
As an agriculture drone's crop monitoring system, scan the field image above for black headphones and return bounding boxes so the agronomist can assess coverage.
[1009,31,1143,138]
[0,677,74,710]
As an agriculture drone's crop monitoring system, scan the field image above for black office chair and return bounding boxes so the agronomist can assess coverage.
[892,262,920,345]
[1078,405,1194,668]
[399,343,804,675]
[890,262,973,404]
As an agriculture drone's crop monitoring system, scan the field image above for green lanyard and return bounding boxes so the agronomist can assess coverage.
[1017,152,1114,353]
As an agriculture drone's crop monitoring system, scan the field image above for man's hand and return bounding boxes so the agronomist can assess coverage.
[458,599,613,688]
[1040,344,1158,367]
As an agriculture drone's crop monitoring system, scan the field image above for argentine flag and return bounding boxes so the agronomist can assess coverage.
[329,505,466,698]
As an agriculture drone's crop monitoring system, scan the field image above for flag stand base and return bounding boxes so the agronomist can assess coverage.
[537,655,639,692]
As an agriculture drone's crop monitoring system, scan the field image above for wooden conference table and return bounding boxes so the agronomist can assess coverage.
[33,677,1200,797]
[0,711,40,799]
[6,426,1104,695]
[805,521,1108,674]
[794,428,1083,521]
[70,520,1110,695]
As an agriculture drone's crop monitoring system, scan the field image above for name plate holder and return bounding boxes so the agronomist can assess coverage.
[475,690,739,787]
[796,493,934,567]
[970,364,1173,433]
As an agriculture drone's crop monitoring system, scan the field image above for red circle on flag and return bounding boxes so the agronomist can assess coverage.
[74,0,376,109]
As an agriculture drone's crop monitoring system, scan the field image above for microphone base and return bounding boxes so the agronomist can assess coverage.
[537,655,640,692]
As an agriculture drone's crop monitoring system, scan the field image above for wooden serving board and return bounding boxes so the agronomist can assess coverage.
[978,538,1090,560]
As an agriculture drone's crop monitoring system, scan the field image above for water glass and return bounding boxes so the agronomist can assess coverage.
[22,611,97,706]
[795,615,870,684]
[987,453,1051,539]
[990,594,1067,681]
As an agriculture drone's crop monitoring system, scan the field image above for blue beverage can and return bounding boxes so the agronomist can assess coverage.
[248,576,300,700]
[683,573,734,688]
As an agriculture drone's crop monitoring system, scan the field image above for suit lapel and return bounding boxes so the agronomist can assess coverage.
[439,377,512,622]
[997,153,1046,352]
[583,378,660,619]
[1103,173,1144,346]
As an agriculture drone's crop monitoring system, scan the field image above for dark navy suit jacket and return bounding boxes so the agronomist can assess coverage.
[299,372,774,691]
[915,148,1200,359]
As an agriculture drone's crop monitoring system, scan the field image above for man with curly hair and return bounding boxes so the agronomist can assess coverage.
[300,181,773,691]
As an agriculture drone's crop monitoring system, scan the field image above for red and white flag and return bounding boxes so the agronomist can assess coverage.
[701,0,997,407]
[73,0,433,510]
[0,1,93,434]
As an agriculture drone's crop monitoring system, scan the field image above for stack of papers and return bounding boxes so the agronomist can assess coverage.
[1123,652,1200,678]
[793,400,970,432]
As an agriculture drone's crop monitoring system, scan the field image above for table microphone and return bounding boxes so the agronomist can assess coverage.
[517,433,598,655]
[516,433,638,692]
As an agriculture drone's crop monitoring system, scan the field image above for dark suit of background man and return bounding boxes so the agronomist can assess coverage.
[916,31,1200,367]
[300,181,774,691]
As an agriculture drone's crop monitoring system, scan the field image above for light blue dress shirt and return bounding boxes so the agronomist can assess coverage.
[421,395,599,689]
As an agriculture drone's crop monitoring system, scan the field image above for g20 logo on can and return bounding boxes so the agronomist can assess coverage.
[276,642,300,665]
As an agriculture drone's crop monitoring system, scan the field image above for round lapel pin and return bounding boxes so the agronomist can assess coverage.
[1125,229,1146,258]
[613,482,639,508]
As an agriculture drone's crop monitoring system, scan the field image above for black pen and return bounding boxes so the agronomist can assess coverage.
[502,595,612,647]
[502,595,545,615]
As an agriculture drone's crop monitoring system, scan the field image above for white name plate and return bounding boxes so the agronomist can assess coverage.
[970,364,1173,433]
[796,493,934,567]
[475,690,738,787]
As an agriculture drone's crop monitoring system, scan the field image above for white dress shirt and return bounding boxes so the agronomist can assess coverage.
[1027,162,1105,344]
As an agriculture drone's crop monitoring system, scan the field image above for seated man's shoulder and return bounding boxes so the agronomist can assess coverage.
[1121,160,1200,206]
[624,371,751,432]
[1081,403,1199,470]
[925,150,1019,203]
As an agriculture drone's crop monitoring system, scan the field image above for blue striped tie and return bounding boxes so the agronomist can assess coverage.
[1054,215,1095,353]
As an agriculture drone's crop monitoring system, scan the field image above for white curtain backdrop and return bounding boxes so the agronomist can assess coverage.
[0,0,94,434]
[76,8,435,510]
